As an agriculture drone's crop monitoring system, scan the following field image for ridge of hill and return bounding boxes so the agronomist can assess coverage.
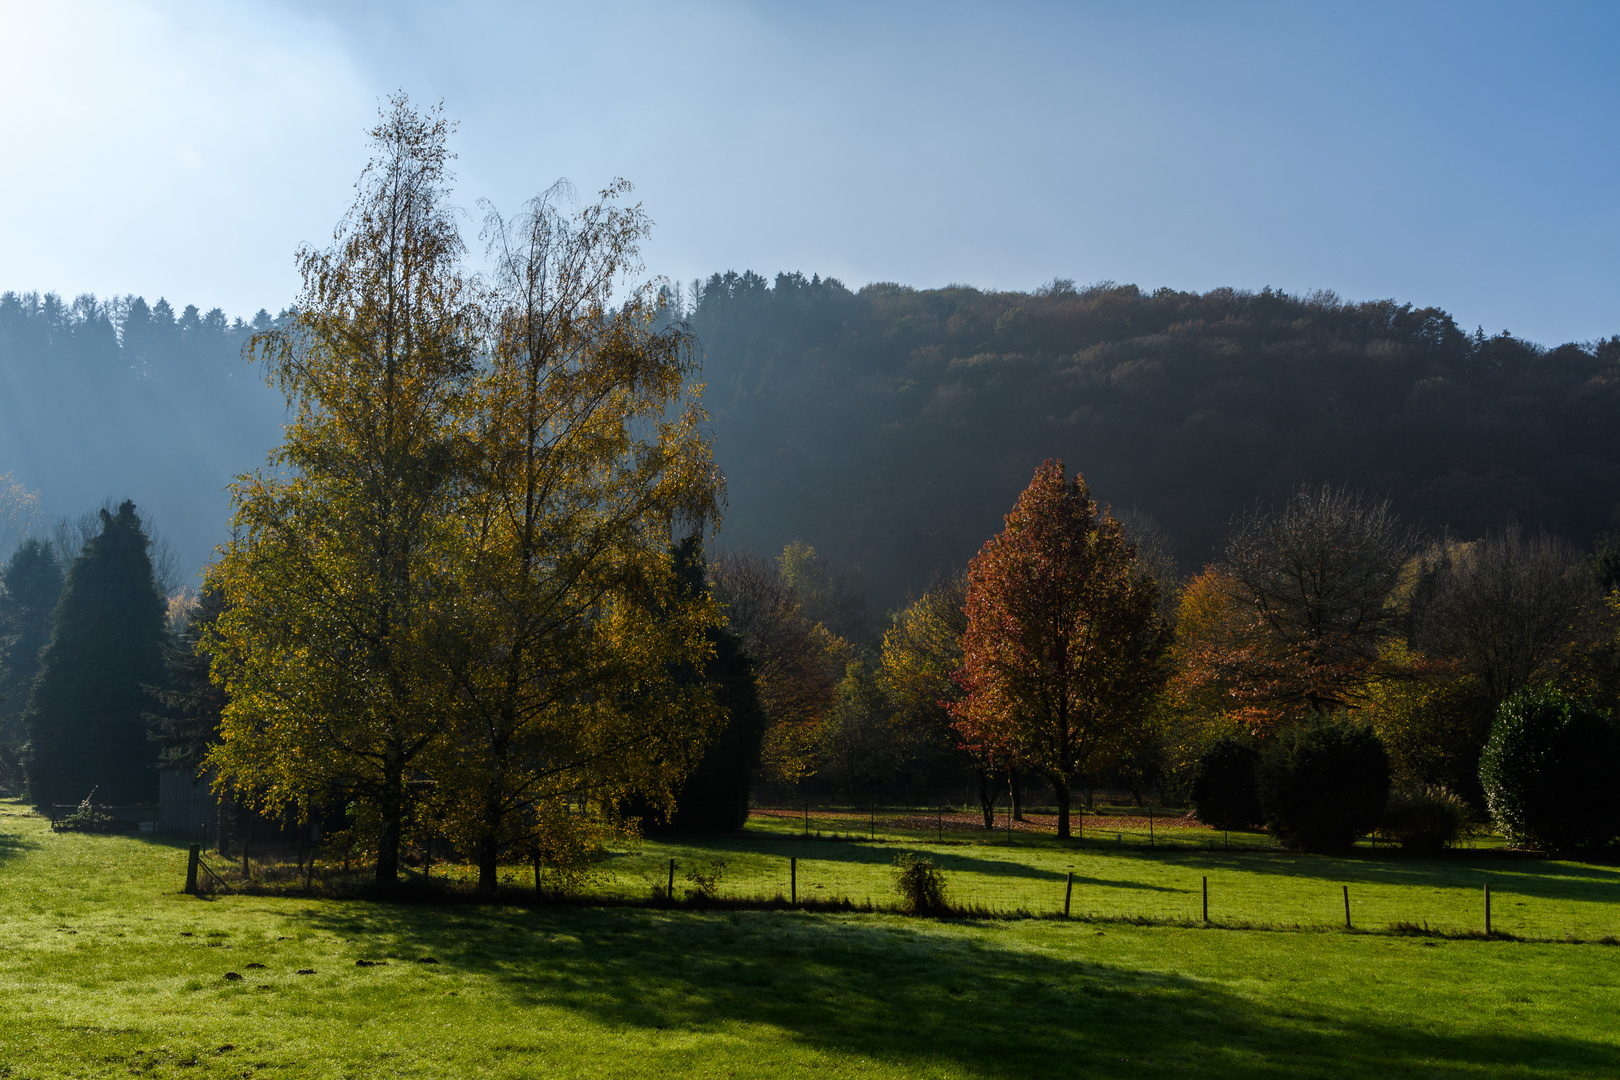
[686,273,1620,611]
[0,292,285,574]
[3,279,1616,611]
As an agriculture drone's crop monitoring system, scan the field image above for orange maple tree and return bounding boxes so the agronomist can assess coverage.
[949,460,1170,839]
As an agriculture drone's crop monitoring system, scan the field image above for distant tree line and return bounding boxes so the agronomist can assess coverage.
[0,289,286,572]
[675,270,1620,612]
[735,461,1620,854]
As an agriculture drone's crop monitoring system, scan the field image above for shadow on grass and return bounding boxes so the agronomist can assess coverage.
[0,828,37,862]
[291,903,1620,1079]
[676,834,1187,893]
[1144,846,1620,905]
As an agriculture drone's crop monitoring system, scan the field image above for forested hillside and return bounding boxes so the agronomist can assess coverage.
[684,273,1620,611]
[4,278,1618,608]
[0,292,285,571]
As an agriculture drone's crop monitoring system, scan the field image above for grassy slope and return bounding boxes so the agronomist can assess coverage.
[2,800,1619,1079]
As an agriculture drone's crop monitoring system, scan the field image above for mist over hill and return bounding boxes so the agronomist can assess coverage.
[0,291,286,576]
[3,279,1617,610]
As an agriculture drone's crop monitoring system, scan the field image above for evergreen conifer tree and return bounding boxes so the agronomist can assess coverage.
[0,539,64,780]
[636,538,769,835]
[23,502,168,806]
[146,581,226,771]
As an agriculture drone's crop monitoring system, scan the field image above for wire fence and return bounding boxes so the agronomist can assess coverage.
[198,804,1620,943]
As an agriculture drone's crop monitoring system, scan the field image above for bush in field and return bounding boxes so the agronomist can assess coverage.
[1379,786,1472,854]
[683,859,726,900]
[1257,717,1390,851]
[1189,737,1263,829]
[892,853,948,915]
[1479,688,1620,851]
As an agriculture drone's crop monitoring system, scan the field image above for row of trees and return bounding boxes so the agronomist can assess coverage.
[729,460,1620,853]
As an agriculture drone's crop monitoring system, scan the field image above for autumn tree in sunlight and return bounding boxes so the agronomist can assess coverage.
[708,549,842,787]
[881,571,1009,828]
[427,179,724,891]
[949,460,1170,839]
[206,101,727,891]
[205,97,479,886]
[1174,485,1417,736]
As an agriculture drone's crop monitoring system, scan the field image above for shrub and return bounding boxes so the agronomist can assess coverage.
[1257,717,1390,851]
[1379,786,1472,854]
[1479,687,1620,851]
[683,859,726,900]
[49,788,131,834]
[1189,737,1263,829]
[891,853,947,915]
[1367,670,1494,811]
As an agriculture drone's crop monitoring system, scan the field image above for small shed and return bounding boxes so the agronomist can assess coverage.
[157,768,221,841]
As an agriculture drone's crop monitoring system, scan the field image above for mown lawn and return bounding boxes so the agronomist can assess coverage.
[3,799,1620,1078]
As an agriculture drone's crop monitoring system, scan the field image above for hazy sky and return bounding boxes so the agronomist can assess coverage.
[3,0,1616,345]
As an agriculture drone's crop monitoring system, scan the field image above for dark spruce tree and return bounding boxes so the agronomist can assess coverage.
[146,581,226,771]
[637,538,770,835]
[23,502,168,807]
[0,539,65,781]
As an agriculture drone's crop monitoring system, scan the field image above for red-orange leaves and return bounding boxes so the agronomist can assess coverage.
[948,460,1170,838]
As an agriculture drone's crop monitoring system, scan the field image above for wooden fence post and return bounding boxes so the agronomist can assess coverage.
[667,858,676,901]
[533,848,542,898]
[1343,884,1351,929]
[1064,871,1073,918]
[185,844,200,895]
[1202,876,1209,924]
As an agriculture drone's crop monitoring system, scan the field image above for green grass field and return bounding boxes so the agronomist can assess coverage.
[4,798,1620,1078]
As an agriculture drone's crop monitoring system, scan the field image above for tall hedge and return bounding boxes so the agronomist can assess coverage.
[1478,688,1620,851]
[1257,717,1390,851]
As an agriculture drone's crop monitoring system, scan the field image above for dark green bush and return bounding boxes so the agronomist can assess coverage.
[1190,736,1263,829]
[1478,688,1620,851]
[1257,717,1390,851]
[891,853,948,915]
[1379,786,1472,854]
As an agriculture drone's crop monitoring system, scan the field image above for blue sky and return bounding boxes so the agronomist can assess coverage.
[3,0,1616,345]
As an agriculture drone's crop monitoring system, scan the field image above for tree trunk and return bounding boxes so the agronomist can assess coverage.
[477,834,500,893]
[1054,781,1072,840]
[1010,768,1025,822]
[477,771,506,892]
[374,754,404,887]
[976,769,1002,829]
